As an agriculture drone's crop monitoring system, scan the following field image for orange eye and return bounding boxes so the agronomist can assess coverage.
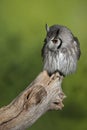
[52,39,58,44]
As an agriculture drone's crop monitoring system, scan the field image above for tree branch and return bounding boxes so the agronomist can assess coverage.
[0,71,66,130]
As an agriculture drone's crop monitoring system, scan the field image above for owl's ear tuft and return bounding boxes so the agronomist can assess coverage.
[45,24,49,32]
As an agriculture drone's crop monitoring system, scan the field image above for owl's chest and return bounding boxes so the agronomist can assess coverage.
[46,51,66,66]
[43,48,77,75]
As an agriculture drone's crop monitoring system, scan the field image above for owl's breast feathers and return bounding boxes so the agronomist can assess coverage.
[42,45,78,76]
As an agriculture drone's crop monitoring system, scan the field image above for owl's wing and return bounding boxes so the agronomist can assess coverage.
[41,39,47,59]
[74,37,81,60]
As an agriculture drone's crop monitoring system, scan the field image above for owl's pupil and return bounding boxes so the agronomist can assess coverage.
[52,39,58,44]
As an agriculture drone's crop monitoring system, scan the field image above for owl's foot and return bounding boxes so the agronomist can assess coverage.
[54,70,65,77]
[48,70,65,77]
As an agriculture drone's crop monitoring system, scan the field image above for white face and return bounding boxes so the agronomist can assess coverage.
[47,37,62,51]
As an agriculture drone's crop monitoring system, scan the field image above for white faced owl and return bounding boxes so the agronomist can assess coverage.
[42,24,81,76]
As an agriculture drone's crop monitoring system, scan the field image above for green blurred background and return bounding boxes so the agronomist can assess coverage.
[0,0,87,130]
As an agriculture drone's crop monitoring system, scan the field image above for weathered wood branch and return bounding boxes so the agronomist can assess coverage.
[0,71,66,130]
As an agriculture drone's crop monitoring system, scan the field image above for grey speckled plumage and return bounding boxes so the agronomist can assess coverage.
[42,24,81,76]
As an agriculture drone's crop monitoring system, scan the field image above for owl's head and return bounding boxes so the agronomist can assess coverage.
[44,24,76,51]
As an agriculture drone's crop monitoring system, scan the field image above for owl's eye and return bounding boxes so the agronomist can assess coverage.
[52,39,58,44]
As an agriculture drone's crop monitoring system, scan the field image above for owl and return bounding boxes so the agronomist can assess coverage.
[42,24,81,76]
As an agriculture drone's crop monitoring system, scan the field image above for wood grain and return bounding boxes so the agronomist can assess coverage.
[0,71,65,130]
